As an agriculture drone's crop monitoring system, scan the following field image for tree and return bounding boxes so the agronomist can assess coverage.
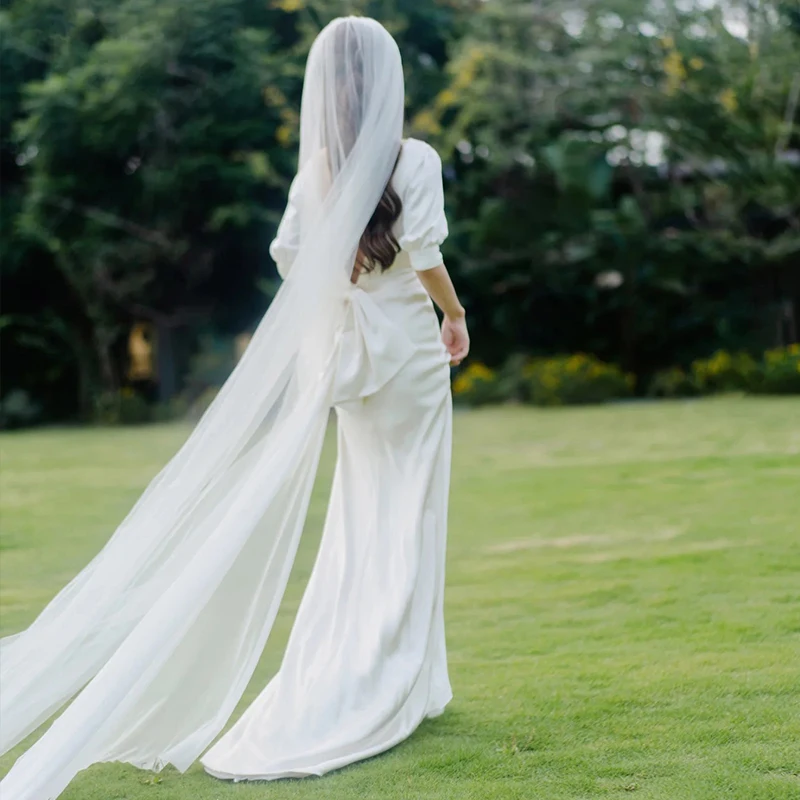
[426,0,799,373]
[2,0,465,420]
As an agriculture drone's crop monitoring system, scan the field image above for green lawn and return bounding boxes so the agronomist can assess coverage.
[1,397,799,799]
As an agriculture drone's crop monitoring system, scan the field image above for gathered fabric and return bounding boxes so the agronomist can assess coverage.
[0,18,452,798]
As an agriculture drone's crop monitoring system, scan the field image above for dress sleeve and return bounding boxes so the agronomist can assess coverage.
[269,175,302,279]
[398,144,449,271]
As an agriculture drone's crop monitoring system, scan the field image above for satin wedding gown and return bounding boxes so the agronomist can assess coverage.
[0,19,452,798]
[202,137,453,779]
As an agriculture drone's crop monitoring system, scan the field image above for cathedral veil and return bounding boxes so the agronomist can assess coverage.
[0,17,405,799]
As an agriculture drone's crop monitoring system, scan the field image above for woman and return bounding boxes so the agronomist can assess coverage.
[0,17,468,797]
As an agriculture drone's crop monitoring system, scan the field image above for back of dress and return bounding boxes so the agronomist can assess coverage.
[271,137,447,284]
[364,137,449,280]
[203,142,454,785]
[270,136,451,403]
[0,19,447,800]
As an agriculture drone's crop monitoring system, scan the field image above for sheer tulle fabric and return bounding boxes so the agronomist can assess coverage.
[201,138,453,779]
[0,18,408,799]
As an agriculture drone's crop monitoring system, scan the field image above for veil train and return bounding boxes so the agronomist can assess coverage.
[0,17,406,799]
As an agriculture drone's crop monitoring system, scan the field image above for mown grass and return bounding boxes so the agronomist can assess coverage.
[1,397,799,799]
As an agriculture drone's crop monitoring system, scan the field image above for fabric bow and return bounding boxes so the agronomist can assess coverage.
[333,286,415,404]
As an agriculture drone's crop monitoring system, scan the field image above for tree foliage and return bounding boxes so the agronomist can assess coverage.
[428,0,799,372]
[1,0,797,421]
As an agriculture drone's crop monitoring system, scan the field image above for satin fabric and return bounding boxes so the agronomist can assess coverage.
[0,18,421,799]
[202,259,453,781]
[0,42,453,787]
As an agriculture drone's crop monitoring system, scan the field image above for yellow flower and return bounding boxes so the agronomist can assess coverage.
[453,363,495,395]
[275,124,292,147]
[271,0,303,11]
[451,46,484,92]
[688,57,704,70]
[663,52,686,78]
[435,89,457,110]
[467,362,495,381]
[663,50,687,95]
[262,85,287,108]
[719,88,738,113]
[410,109,442,136]
[709,350,733,372]
[452,374,471,394]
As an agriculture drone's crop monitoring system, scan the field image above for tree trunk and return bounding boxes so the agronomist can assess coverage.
[156,322,176,402]
[75,339,98,421]
[93,325,118,396]
[619,249,638,375]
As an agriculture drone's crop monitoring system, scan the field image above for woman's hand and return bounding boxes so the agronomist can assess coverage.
[414,263,469,364]
[442,313,469,366]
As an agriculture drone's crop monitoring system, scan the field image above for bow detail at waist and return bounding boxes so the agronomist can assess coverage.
[332,286,415,404]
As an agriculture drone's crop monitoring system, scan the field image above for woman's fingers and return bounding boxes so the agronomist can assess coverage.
[449,345,469,365]
[442,318,469,365]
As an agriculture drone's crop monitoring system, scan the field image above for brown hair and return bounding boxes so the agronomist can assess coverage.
[356,149,403,275]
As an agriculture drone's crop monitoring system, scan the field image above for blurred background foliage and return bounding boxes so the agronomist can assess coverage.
[1,0,798,425]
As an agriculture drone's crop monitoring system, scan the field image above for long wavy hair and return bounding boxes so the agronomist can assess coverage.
[332,22,403,276]
[357,150,402,273]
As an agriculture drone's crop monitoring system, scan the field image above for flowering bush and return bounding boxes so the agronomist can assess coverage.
[526,354,633,407]
[451,362,500,406]
[753,344,800,395]
[647,367,699,399]
[690,350,759,393]
[452,344,800,408]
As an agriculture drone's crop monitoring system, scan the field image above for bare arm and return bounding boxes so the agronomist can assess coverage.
[416,263,470,365]
[416,264,465,320]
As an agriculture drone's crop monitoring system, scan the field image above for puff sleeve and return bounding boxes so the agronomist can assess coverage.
[397,144,449,271]
[269,175,302,279]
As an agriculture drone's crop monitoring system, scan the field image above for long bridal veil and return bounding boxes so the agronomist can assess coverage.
[0,18,405,799]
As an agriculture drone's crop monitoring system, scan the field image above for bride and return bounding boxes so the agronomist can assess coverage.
[0,16,469,797]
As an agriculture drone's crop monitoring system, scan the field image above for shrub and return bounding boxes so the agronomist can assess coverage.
[0,389,42,429]
[93,391,120,425]
[119,388,153,424]
[452,362,500,406]
[496,354,534,403]
[526,354,633,407]
[93,388,152,425]
[754,344,800,395]
[647,367,700,399]
[691,350,759,393]
[151,396,190,423]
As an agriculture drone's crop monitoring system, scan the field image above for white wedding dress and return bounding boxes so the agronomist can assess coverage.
[0,19,452,798]
[202,137,453,779]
